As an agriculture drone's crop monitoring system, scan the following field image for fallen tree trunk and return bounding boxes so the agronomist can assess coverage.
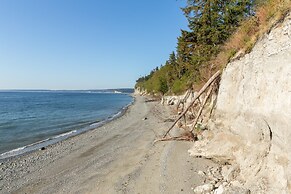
[190,86,213,132]
[162,70,221,138]
[154,131,196,143]
[176,89,191,111]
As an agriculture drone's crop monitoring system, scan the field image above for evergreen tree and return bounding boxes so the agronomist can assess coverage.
[136,0,255,95]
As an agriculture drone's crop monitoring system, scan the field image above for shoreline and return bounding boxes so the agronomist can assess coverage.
[0,95,215,193]
[0,94,135,161]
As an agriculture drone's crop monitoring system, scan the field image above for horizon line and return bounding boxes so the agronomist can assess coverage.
[0,88,134,91]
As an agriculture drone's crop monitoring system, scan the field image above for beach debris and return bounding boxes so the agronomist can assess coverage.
[167,97,178,105]
[214,185,224,194]
[40,147,46,150]
[155,71,221,143]
[193,183,214,194]
[153,130,196,144]
[176,89,191,111]
[163,118,175,122]
[191,165,249,194]
[198,170,205,176]
[163,70,220,138]
[145,99,159,103]
[189,86,213,133]
[142,117,148,120]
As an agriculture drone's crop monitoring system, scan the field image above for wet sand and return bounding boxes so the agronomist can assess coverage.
[0,95,215,194]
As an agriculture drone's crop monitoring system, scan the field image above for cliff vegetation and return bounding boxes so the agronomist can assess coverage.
[135,0,291,95]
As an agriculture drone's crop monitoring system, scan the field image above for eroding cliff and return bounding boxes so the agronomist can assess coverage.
[189,13,291,193]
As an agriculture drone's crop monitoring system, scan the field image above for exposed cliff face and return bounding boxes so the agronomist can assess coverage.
[189,13,291,193]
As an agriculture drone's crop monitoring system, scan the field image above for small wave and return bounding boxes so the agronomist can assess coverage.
[90,122,100,127]
[0,138,51,159]
[27,138,50,146]
[53,130,77,139]
[0,146,26,157]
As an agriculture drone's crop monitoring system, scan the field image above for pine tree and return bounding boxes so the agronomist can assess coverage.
[136,0,255,94]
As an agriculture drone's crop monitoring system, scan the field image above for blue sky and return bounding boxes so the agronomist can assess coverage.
[0,0,188,90]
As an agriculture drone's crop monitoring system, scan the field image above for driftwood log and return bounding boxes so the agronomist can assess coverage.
[154,131,196,143]
[190,86,213,132]
[162,70,221,138]
[176,89,191,111]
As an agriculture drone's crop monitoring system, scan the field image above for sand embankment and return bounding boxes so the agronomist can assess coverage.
[0,95,215,194]
[189,12,291,193]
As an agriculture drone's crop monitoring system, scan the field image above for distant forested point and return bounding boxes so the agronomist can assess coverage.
[136,0,258,95]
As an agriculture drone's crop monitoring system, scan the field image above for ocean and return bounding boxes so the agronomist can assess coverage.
[0,90,133,159]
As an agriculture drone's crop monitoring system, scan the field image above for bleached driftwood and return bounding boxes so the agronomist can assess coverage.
[176,89,191,111]
[162,70,221,138]
[154,131,196,143]
[190,86,213,132]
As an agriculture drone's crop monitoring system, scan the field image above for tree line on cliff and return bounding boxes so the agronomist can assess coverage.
[135,0,259,95]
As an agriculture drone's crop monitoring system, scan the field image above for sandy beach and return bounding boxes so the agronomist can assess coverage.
[0,95,215,194]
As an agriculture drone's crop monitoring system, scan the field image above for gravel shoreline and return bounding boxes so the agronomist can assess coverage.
[0,95,215,194]
[0,94,135,162]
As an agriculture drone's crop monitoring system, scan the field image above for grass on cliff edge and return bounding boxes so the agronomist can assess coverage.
[209,0,291,72]
[192,0,291,92]
[136,0,291,96]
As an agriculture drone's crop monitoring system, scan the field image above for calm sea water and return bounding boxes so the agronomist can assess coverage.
[0,91,133,156]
